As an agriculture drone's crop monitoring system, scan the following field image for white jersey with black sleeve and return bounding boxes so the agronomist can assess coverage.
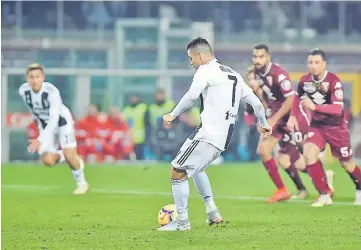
[171,58,260,151]
[18,82,77,153]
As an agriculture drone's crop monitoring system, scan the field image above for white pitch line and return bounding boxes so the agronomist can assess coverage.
[2,184,357,206]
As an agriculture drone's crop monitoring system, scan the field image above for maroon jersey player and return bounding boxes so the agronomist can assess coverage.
[250,44,299,203]
[246,67,309,199]
[288,49,361,206]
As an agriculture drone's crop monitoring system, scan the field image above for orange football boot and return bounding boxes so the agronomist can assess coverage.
[266,187,291,203]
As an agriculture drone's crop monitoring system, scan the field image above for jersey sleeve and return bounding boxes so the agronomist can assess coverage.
[18,84,27,99]
[18,86,23,97]
[276,71,294,97]
[243,93,268,128]
[171,67,209,117]
[330,79,344,106]
[188,66,209,98]
[296,79,304,96]
[241,79,254,99]
[37,89,62,144]
[291,79,304,116]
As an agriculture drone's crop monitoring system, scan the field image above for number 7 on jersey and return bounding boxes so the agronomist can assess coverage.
[228,75,238,107]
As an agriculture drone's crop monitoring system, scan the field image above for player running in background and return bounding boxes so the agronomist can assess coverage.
[158,37,272,231]
[277,97,334,198]
[247,70,335,198]
[249,44,306,202]
[287,49,361,207]
[19,64,89,195]
[247,68,311,199]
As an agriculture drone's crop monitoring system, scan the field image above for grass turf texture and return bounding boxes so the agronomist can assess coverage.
[2,163,361,250]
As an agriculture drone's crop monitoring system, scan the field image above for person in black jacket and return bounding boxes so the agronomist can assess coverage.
[151,118,184,161]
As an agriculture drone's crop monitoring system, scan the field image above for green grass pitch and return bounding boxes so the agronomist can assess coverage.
[2,163,361,250]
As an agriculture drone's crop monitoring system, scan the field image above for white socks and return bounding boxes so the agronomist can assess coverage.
[172,178,189,221]
[193,171,217,214]
[55,150,87,187]
[72,169,87,186]
[71,158,87,186]
[171,171,217,222]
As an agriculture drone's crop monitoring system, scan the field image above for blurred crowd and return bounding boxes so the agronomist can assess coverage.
[2,1,361,34]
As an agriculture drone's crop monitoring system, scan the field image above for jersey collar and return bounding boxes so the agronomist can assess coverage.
[208,58,218,64]
[259,62,272,77]
[312,70,328,83]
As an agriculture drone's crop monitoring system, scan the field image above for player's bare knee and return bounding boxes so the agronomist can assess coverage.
[41,153,57,167]
[303,149,317,165]
[257,143,272,160]
[303,152,317,165]
[340,159,355,173]
[63,148,77,160]
[171,166,187,180]
[277,154,291,169]
[294,156,306,171]
[303,143,320,165]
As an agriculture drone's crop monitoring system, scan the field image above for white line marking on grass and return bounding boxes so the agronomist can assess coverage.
[2,184,356,206]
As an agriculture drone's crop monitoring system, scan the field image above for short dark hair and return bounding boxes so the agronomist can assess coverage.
[308,48,326,61]
[186,37,211,51]
[254,44,269,53]
[27,63,44,74]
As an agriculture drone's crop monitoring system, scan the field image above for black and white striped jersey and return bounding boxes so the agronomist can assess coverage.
[18,82,73,144]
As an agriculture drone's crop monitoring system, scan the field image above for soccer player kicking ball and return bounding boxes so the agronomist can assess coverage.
[19,64,89,195]
[287,49,361,207]
[158,37,271,231]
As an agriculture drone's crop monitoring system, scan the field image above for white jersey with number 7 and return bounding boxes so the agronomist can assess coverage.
[175,58,253,151]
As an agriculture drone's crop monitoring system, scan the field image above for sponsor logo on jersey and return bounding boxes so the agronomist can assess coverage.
[311,91,326,105]
[225,111,237,120]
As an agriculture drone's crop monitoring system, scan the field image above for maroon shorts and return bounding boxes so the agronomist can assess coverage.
[278,130,303,164]
[306,123,353,161]
[279,142,302,163]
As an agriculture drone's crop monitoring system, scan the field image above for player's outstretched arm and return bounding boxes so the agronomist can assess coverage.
[169,69,208,119]
[287,95,301,132]
[170,90,199,119]
[163,75,208,125]
[300,93,343,115]
[243,92,271,135]
[270,95,293,125]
